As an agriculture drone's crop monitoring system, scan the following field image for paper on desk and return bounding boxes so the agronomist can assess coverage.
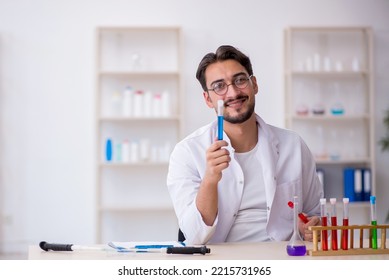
[108,241,185,251]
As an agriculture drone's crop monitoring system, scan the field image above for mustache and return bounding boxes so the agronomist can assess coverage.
[224,95,248,106]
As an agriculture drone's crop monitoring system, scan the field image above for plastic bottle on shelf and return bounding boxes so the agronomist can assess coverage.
[110,92,122,117]
[105,138,113,162]
[115,142,122,162]
[133,90,144,117]
[323,56,331,72]
[150,144,158,162]
[352,57,360,72]
[315,125,327,160]
[122,86,133,117]
[313,53,321,72]
[130,140,140,163]
[152,93,162,118]
[140,138,150,162]
[329,130,341,161]
[161,90,171,117]
[305,56,313,72]
[121,139,130,163]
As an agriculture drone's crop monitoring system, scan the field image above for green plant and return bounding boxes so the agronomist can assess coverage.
[379,108,389,152]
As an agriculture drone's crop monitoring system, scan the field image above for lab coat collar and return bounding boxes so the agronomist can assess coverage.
[255,115,280,218]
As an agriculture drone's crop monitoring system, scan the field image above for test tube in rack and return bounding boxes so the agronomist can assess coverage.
[330,198,338,251]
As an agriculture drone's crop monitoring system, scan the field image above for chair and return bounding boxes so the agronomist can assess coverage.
[178,228,185,242]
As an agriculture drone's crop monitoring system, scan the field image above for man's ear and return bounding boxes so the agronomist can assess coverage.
[251,76,259,94]
[203,91,215,109]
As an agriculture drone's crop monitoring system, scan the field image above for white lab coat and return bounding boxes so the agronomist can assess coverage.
[167,114,323,245]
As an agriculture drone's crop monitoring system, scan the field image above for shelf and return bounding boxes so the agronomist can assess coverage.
[95,26,182,243]
[290,115,369,121]
[288,70,368,77]
[284,27,375,218]
[315,157,372,165]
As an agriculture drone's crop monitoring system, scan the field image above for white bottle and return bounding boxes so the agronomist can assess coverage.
[122,86,133,117]
[121,139,130,163]
[323,56,331,72]
[161,90,171,117]
[150,144,158,162]
[140,138,150,162]
[352,57,360,72]
[152,93,162,117]
[133,90,144,117]
[130,140,140,163]
[111,92,122,116]
[313,53,321,72]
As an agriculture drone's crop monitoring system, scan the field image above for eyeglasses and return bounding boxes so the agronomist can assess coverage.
[207,75,253,96]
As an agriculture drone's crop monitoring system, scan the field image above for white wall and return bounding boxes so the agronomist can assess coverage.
[0,0,388,253]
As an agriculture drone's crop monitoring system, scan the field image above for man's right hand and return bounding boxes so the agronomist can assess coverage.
[204,140,230,184]
[196,140,230,226]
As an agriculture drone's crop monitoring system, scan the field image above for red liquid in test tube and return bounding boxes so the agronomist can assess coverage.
[321,216,328,251]
[320,198,328,251]
[330,198,338,251]
[341,198,349,250]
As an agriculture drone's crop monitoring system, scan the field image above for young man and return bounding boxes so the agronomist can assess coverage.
[167,45,323,245]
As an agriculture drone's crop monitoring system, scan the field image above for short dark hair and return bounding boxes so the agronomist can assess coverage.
[196,45,253,91]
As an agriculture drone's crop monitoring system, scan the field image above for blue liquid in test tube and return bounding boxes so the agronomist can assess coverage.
[217,100,224,140]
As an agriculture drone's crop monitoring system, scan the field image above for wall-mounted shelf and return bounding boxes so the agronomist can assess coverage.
[284,27,375,224]
[95,26,183,243]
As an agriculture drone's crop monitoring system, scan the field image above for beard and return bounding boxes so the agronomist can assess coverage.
[224,96,255,124]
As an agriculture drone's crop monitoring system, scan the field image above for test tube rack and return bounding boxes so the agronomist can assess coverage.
[308,224,389,256]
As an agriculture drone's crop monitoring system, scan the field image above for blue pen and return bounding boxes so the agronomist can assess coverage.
[135,244,174,249]
[217,100,224,140]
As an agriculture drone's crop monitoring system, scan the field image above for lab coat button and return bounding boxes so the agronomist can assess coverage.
[273,176,276,180]
[267,207,270,211]
[239,180,243,184]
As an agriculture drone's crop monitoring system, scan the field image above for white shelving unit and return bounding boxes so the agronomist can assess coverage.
[95,27,183,243]
[284,27,375,224]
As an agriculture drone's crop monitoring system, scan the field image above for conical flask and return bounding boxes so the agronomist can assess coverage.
[286,196,307,256]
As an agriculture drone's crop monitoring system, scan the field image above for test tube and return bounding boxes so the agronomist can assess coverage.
[370,196,377,249]
[330,198,338,250]
[217,100,224,140]
[320,198,328,251]
[341,198,349,250]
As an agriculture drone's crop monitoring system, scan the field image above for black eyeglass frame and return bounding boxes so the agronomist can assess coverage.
[207,75,253,96]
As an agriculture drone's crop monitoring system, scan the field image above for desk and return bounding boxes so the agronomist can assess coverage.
[28,241,389,260]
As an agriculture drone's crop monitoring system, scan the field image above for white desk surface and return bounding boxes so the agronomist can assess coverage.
[29,241,389,260]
